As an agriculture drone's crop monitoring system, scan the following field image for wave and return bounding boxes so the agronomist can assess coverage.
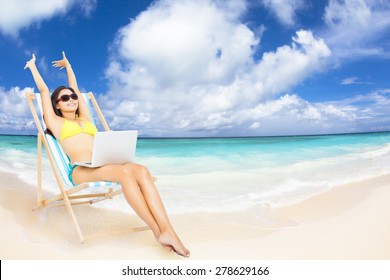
[1,134,390,215]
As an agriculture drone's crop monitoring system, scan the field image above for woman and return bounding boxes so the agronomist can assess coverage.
[24,52,190,257]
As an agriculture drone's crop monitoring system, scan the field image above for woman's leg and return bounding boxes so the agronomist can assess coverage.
[72,164,190,257]
[72,164,161,238]
[122,163,190,257]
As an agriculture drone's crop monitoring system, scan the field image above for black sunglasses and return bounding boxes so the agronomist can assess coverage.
[56,93,78,103]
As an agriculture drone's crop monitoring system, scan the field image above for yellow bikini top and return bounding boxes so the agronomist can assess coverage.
[61,117,98,142]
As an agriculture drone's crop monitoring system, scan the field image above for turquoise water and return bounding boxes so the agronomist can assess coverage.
[1,132,390,214]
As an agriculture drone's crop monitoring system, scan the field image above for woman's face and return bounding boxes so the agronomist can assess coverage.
[56,89,78,113]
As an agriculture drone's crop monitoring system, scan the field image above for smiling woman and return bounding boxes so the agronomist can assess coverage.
[23,52,190,257]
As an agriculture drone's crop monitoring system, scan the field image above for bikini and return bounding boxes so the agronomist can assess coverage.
[61,117,98,142]
[61,117,98,184]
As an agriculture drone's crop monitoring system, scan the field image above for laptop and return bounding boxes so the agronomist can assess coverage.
[75,130,138,168]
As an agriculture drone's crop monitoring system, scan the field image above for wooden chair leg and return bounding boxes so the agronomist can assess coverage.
[37,133,43,207]
[61,189,85,243]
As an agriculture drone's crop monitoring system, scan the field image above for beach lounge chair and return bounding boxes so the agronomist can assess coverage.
[25,91,149,243]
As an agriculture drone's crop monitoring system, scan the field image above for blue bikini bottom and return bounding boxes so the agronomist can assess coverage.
[68,163,80,185]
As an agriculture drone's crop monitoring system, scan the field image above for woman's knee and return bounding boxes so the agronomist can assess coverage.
[138,164,150,177]
[115,164,134,182]
[125,163,150,179]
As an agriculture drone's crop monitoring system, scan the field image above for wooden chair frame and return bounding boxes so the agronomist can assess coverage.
[26,91,148,243]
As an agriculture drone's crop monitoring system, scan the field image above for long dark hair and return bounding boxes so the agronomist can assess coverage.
[45,86,80,137]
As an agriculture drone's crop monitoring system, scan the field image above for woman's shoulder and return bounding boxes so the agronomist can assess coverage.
[77,114,92,122]
[45,117,65,140]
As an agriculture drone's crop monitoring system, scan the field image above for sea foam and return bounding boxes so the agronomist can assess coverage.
[1,133,390,215]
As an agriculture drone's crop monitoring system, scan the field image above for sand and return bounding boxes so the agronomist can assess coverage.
[1,170,390,260]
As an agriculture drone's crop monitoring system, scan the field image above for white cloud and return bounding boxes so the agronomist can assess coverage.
[236,94,358,135]
[250,30,331,98]
[76,0,96,16]
[324,89,390,129]
[103,0,331,137]
[225,89,390,136]
[0,87,36,133]
[260,0,306,27]
[323,0,390,59]
[341,76,358,85]
[341,76,373,85]
[0,0,97,37]
[112,0,253,89]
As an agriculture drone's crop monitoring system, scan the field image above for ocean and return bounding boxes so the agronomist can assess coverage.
[1,132,390,215]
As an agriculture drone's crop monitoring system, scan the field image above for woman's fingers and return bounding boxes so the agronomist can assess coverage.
[24,53,36,69]
[52,52,67,69]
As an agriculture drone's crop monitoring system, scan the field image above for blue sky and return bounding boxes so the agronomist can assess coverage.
[0,0,389,137]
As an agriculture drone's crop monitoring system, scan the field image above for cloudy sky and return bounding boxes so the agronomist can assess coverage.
[0,0,389,137]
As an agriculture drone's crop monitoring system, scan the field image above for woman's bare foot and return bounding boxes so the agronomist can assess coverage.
[155,236,175,253]
[158,230,190,257]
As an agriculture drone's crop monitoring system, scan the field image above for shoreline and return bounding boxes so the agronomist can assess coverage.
[2,130,390,139]
[1,170,390,259]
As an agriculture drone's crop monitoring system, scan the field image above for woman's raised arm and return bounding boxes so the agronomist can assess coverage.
[24,54,59,127]
[52,51,80,93]
[24,54,50,95]
[52,52,91,120]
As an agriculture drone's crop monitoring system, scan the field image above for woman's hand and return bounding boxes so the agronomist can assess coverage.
[52,51,70,70]
[24,54,36,70]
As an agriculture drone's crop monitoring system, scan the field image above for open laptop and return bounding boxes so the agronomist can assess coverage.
[75,130,138,168]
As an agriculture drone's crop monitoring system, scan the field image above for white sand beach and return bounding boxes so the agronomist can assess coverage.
[1,169,390,260]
